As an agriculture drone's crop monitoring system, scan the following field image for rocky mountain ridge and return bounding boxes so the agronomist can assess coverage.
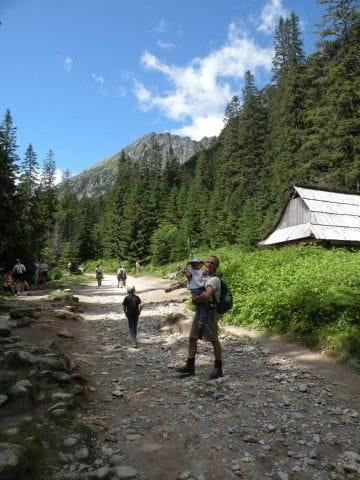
[67,132,216,197]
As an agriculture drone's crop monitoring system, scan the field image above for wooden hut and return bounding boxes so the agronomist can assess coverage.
[259,186,360,247]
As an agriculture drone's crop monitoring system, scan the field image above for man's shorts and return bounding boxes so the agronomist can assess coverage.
[189,308,219,342]
[13,273,24,282]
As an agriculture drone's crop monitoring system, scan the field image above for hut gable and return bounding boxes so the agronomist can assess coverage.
[259,186,360,247]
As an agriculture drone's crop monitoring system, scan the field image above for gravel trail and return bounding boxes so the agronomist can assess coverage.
[61,275,360,480]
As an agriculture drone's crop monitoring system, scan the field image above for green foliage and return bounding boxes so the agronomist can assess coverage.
[150,224,180,265]
[216,244,360,366]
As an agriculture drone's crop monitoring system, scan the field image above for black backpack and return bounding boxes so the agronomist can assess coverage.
[214,278,233,314]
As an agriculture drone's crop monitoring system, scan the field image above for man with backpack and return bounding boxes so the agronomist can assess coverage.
[177,255,232,380]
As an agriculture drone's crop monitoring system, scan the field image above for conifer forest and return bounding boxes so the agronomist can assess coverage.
[1,0,359,269]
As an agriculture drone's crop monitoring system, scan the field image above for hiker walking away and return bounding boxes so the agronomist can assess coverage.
[95,265,103,286]
[182,258,208,332]
[122,286,143,347]
[177,255,223,380]
[135,260,140,275]
[39,259,49,283]
[117,265,127,288]
[12,259,26,295]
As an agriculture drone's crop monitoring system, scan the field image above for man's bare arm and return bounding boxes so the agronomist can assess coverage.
[192,285,214,304]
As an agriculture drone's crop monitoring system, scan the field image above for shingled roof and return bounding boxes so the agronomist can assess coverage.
[259,186,360,247]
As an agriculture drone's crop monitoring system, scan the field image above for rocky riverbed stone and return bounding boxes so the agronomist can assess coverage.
[4,350,38,367]
[112,465,138,479]
[58,329,75,339]
[0,442,27,480]
[88,466,111,479]
[9,380,33,398]
[0,394,8,407]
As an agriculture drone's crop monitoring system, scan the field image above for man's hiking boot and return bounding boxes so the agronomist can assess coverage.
[209,360,223,380]
[176,358,195,378]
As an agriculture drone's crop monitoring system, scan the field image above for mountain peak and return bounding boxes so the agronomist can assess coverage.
[68,132,216,197]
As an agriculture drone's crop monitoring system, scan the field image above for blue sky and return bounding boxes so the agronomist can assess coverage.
[0,0,324,178]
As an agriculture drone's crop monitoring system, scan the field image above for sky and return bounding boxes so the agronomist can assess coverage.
[0,0,325,179]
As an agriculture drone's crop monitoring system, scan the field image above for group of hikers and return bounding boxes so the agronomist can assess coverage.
[94,265,128,287]
[3,258,49,295]
[118,255,228,380]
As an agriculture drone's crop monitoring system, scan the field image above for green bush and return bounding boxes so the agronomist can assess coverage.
[49,267,63,280]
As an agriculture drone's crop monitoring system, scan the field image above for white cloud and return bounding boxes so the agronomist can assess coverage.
[257,0,289,34]
[173,115,224,140]
[63,56,73,72]
[134,23,273,139]
[157,40,176,49]
[91,73,104,87]
[153,19,167,33]
[54,168,64,185]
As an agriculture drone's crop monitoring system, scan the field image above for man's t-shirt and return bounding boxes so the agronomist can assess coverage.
[205,275,221,303]
[123,294,141,318]
[12,263,26,274]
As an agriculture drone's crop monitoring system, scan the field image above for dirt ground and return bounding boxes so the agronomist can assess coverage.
[20,274,360,480]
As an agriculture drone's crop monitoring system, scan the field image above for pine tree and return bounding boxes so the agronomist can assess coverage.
[300,0,360,189]
[0,110,18,267]
[19,144,39,198]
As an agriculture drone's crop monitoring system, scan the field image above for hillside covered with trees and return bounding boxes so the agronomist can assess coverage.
[0,0,359,270]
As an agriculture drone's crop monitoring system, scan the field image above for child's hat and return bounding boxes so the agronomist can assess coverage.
[190,257,203,264]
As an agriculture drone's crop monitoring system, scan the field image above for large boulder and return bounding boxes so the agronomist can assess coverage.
[9,308,39,319]
[0,320,11,337]
[38,356,69,372]
[9,380,33,398]
[0,443,27,480]
[4,350,38,367]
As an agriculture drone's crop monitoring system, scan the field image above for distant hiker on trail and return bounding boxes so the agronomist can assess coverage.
[177,255,223,380]
[117,265,127,288]
[35,259,49,284]
[182,258,208,326]
[135,260,140,275]
[12,259,26,295]
[122,286,143,348]
[95,265,103,286]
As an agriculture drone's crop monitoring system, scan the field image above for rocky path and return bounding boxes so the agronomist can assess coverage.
[57,275,359,480]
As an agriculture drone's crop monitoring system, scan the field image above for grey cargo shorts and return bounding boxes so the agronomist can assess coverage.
[189,308,219,342]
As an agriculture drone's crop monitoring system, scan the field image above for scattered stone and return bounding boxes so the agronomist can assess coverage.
[88,466,111,479]
[58,329,75,339]
[110,455,126,466]
[0,443,27,480]
[0,323,11,337]
[4,350,38,367]
[52,392,74,400]
[11,317,33,328]
[75,447,89,460]
[0,394,8,407]
[278,471,289,480]
[243,435,258,443]
[178,473,191,479]
[298,384,308,393]
[52,371,72,384]
[9,307,39,319]
[112,465,138,479]
[9,380,33,398]
[63,437,78,448]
